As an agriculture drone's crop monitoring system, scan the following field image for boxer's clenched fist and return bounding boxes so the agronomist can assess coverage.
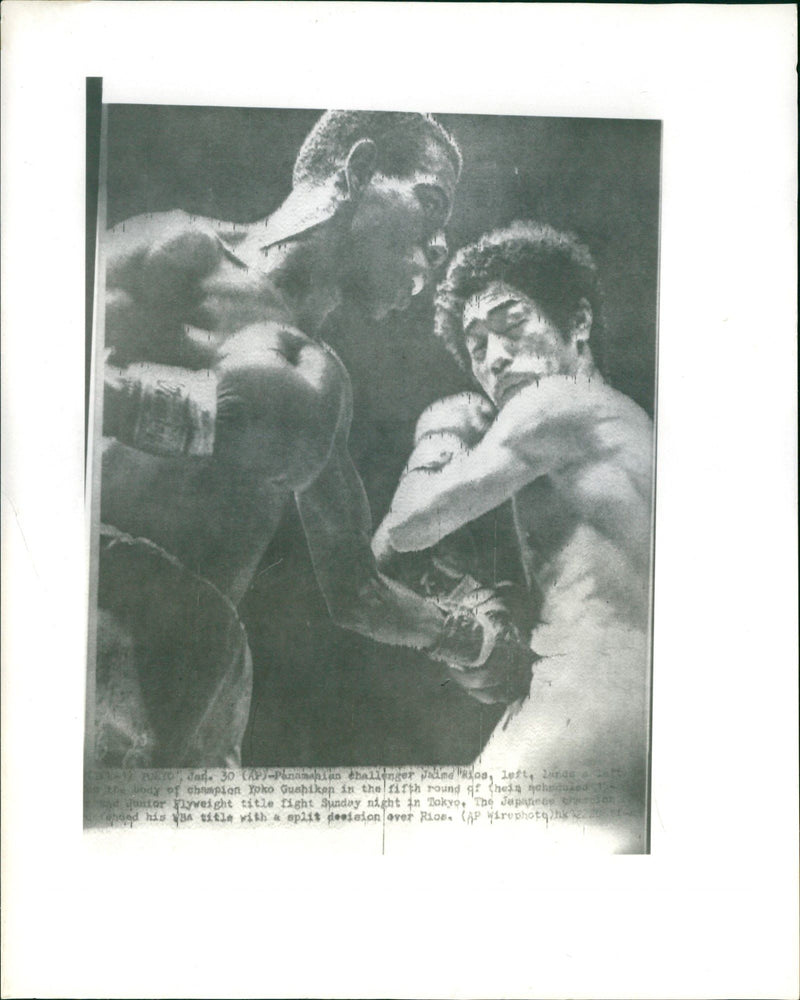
[429,577,536,705]
[214,323,347,488]
[104,322,348,491]
[448,618,535,705]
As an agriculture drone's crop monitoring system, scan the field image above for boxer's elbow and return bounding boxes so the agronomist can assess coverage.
[386,508,441,553]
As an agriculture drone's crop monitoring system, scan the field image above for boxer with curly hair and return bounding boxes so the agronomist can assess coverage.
[374,222,655,850]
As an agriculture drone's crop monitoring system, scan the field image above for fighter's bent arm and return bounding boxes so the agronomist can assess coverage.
[262,369,531,691]
[384,378,620,552]
[103,322,346,485]
[295,432,447,650]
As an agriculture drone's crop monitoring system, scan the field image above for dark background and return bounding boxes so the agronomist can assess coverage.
[105,106,661,766]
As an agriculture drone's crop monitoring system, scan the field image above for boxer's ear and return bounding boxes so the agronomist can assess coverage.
[571,297,593,352]
[343,139,378,200]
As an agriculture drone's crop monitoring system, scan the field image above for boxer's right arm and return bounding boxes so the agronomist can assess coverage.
[296,425,532,698]
[383,380,621,553]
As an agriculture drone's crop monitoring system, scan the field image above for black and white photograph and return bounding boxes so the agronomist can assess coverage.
[3,4,796,999]
[86,104,660,852]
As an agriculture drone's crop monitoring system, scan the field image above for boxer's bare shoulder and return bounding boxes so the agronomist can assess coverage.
[105,210,227,289]
[494,376,652,480]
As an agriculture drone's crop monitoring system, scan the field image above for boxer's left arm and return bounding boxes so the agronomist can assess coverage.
[296,397,534,702]
[295,425,448,651]
[102,322,345,479]
[384,379,615,552]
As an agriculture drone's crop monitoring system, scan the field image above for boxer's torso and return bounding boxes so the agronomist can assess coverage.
[101,212,350,605]
[482,391,655,843]
[511,388,654,636]
[101,441,293,606]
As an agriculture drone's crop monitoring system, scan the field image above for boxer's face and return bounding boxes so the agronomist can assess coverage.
[463,282,584,407]
[343,137,457,319]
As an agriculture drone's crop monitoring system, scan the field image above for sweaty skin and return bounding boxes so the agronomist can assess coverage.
[377,371,655,851]
[101,211,446,647]
[94,128,544,771]
[372,390,533,705]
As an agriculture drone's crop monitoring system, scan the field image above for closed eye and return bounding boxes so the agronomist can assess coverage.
[417,185,449,226]
[502,319,525,338]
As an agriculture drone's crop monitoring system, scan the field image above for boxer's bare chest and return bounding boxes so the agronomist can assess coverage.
[101,227,321,602]
[512,453,652,629]
[512,475,576,590]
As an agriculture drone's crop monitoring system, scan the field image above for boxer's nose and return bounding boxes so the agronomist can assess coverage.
[488,335,513,375]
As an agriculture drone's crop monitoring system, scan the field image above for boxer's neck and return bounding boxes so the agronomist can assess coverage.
[260,223,344,336]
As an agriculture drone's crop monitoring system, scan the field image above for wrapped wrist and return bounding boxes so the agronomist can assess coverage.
[428,609,485,667]
[104,365,215,457]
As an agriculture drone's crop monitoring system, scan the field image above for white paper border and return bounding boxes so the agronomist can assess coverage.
[2,3,797,998]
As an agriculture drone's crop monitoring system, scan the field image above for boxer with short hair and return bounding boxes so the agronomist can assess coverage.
[373,389,534,706]
[374,222,655,850]
[94,111,533,768]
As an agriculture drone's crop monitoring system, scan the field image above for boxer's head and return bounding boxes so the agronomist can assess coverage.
[434,222,605,407]
[268,111,461,319]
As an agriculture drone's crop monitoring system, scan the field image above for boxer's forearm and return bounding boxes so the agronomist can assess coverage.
[295,438,501,659]
[382,415,531,553]
[385,442,531,552]
[330,570,449,651]
[295,446,450,651]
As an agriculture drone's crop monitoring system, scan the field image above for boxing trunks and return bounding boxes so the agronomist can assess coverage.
[93,524,252,768]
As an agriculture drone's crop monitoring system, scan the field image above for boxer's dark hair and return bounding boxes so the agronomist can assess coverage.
[293,111,462,186]
[435,221,606,374]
